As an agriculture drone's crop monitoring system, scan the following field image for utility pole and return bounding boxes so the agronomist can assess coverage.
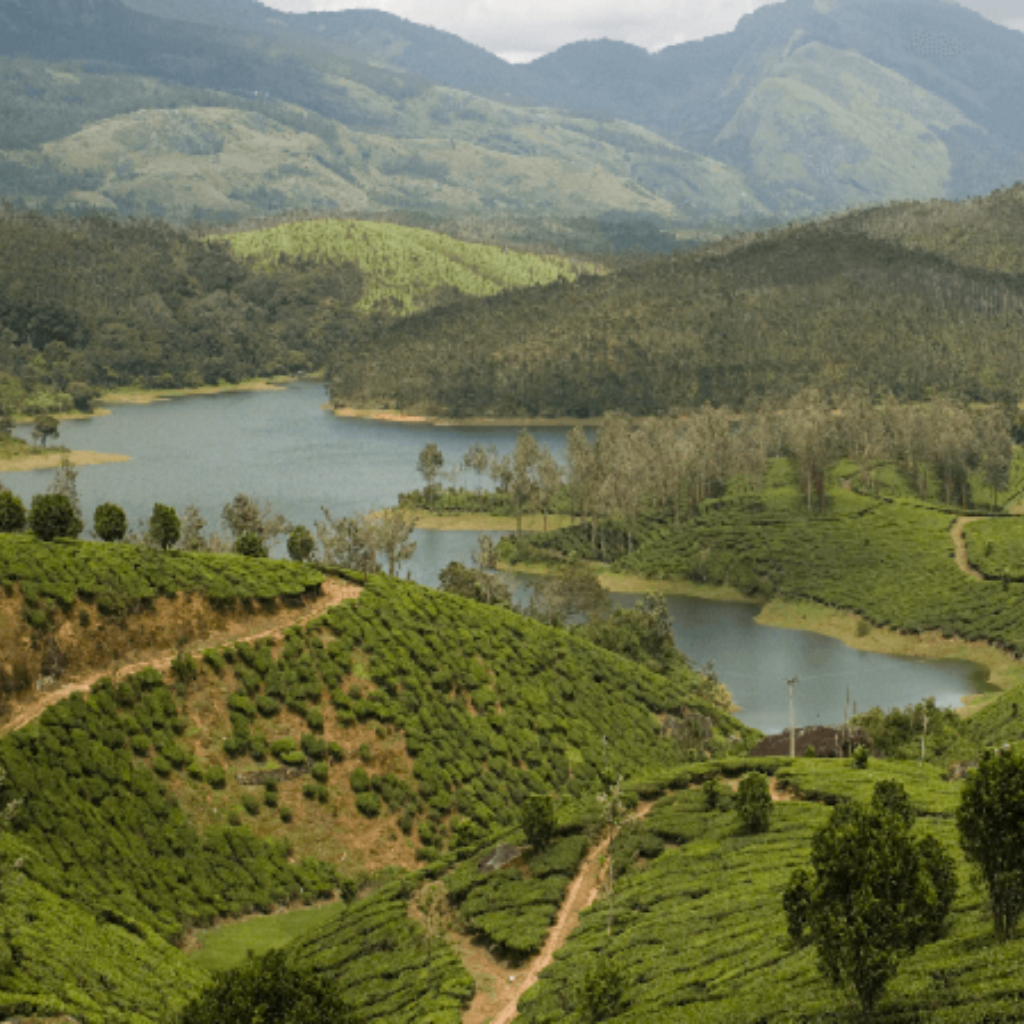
[787,677,798,757]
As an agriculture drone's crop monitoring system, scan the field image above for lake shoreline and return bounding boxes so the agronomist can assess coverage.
[0,450,131,474]
[502,558,1005,713]
[331,406,603,428]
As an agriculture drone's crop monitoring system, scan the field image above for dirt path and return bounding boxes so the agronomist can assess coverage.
[485,803,655,1024]
[950,517,985,581]
[0,576,361,738]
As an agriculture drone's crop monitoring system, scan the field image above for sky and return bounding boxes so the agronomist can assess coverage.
[263,0,1024,63]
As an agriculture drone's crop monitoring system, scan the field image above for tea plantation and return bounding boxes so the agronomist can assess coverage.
[516,758,1024,1023]
[0,556,761,1023]
[505,482,1024,657]
[0,532,325,622]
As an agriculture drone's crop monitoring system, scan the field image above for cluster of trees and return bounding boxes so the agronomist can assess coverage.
[327,196,1024,418]
[0,207,367,415]
[785,751,1024,1015]
[413,394,1016,563]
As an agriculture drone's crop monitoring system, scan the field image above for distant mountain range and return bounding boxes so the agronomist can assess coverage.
[1,0,1022,245]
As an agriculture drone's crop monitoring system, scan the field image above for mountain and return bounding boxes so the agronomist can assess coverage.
[0,0,1022,239]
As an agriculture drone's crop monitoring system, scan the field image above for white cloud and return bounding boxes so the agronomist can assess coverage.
[262,1,1024,61]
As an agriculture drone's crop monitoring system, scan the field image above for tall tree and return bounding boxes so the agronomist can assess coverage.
[786,781,957,1015]
[957,748,1024,940]
[417,443,444,510]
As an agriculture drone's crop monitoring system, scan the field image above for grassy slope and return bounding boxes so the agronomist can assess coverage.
[518,757,1024,1023]
[224,219,587,317]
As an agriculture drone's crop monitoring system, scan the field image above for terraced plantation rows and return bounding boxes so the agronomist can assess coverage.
[0,538,762,1022]
[508,484,1024,657]
[517,759,1024,1023]
[0,533,325,622]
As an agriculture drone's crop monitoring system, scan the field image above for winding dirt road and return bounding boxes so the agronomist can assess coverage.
[950,517,985,581]
[487,803,655,1024]
[0,576,361,738]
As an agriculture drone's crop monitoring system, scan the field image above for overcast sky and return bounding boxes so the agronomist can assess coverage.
[263,0,1024,63]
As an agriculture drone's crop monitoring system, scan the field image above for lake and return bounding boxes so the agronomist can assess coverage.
[4,381,988,733]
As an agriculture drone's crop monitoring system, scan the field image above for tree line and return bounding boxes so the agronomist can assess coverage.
[406,392,1017,560]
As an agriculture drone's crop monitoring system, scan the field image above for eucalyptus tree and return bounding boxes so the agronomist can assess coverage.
[370,508,417,576]
[535,446,564,532]
[315,509,379,574]
[417,443,444,508]
[784,389,840,512]
[221,494,291,548]
[511,429,542,533]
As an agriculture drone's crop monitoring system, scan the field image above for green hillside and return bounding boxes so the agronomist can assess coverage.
[515,757,1024,1023]
[0,541,757,1021]
[224,219,587,317]
[326,183,1024,417]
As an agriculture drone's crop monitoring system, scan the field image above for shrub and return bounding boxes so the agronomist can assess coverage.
[28,493,83,541]
[521,793,557,852]
[0,491,27,533]
[312,762,329,783]
[303,782,317,801]
[187,760,205,780]
[735,772,772,834]
[256,694,281,717]
[306,707,324,732]
[235,531,268,558]
[130,734,151,756]
[264,789,278,808]
[93,502,127,542]
[175,948,353,1024]
[852,745,870,769]
[349,767,370,793]
[279,806,294,823]
[287,526,315,562]
[148,504,180,550]
[227,810,242,826]
[327,742,345,763]
[206,765,227,789]
[358,742,372,763]
[574,954,629,1024]
[242,794,260,816]
[153,756,172,777]
[171,652,198,685]
[356,792,382,817]
[280,750,306,766]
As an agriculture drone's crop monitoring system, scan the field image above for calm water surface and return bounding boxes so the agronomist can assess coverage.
[5,382,988,733]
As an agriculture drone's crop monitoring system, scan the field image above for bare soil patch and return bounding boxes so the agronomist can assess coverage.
[0,577,360,738]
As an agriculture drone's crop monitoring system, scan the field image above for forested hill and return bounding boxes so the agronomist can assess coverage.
[326,184,1024,418]
[0,210,580,418]
[221,219,588,318]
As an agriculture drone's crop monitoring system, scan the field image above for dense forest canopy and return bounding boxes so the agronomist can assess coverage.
[0,208,580,418]
[326,184,1024,417]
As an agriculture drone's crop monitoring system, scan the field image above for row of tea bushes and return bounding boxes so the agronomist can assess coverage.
[444,831,591,959]
[0,831,209,1024]
[964,518,1024,581]
[0,676,340,941]
[517,759,1024,1023]
[0,533,324,619]
[286,876,474,1024]
[516,486,1024,656]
